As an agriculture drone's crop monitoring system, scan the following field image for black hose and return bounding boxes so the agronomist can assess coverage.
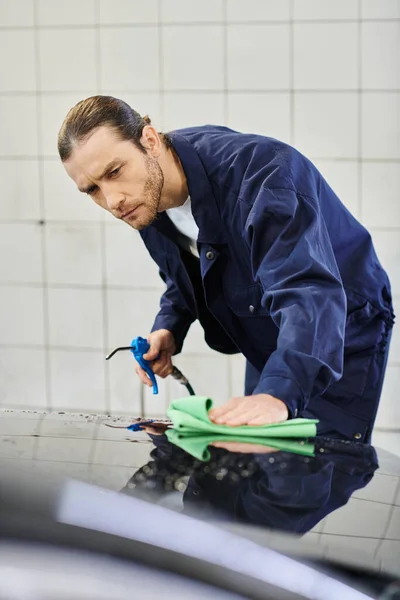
[171,367,196,396]
[184,381,195,396]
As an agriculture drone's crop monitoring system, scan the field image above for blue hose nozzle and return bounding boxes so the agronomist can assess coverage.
[129,336,159,395]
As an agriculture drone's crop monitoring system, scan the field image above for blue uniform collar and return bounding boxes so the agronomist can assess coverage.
[151,132,227,245]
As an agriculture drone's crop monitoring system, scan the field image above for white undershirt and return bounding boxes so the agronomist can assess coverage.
[166,197,200,258]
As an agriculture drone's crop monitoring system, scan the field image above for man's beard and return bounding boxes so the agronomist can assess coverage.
[131,155,164,231]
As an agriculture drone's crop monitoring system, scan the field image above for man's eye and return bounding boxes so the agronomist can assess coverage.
[109,167,120,178]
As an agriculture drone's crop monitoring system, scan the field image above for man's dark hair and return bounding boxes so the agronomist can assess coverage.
[57,95,170,161]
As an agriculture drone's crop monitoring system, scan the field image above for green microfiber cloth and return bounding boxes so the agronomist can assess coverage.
[166,429,315,461]
[166,396,318,438]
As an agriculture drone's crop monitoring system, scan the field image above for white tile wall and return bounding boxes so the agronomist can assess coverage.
[375,366,400,429]
[0,0,399,431]
[227,25,290,90]
[163,93,225,130]
[0,96,38,156]
[361,0,400,19]
[227,0,290,21]
[389,298,400,359]
[99,0,158,24]
[294,23,358,89]
[362,162,400,228]
[38,29,98,92]
[0,287,45,346]
[49,350,107,412]
[230,354,247,398]
[0,224,43,284]
[163,26,224,91]
[294,93,358,158]
[0,161,41,220]
[362,22,400,90]
[0,0,35,26]
[161,0,224,22]
[36,0,96,26]
[47,287,104,349]
[107,351,143,415]
[362,93,400,158]
[173,354,231,406]
[45,223,103,286]
[227,93,291,142]
[106,289,162,349]
[293,0,359,20]
[104,223,163,288]
[143,377,170,417]
[99,28,160,91]
[0,348,47,408]
[372,231,400,296]
[0,31,36,92]
[183,320,216,355]
[311,160,359,218]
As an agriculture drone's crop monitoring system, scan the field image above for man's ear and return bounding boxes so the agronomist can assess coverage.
[140,125,161,157]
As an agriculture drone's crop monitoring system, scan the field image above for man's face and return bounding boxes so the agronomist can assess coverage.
[64,126,164,230]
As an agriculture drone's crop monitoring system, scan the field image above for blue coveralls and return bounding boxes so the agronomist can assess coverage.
[140,126,395,442]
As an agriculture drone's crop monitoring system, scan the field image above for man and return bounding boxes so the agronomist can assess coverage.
[58,95,394,441]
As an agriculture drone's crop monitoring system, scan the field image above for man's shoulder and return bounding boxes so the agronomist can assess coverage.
[169,125,308,193]
[169,124,281,150]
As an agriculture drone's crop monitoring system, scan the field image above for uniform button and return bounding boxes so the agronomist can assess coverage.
[249,304,255,313]
[206,251,215,260]
[354,432,362,440]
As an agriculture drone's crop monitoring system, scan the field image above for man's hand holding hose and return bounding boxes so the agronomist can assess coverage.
[136,329,176,387]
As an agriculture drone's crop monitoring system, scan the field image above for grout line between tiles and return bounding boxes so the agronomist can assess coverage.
[357,0,363,222]
[95,0,111,415]
[1,18,400,31]
[1,270,400,290]
[222,0,228,126]
[289,0,294,146]
[1,89,400,97]
[33,0,52,411]
[0,282,165,291]
[1,343,399,365]
[2,156,399,163]
[157,0,165,129]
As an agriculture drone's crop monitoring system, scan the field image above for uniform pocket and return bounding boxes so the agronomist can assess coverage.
[224,284,279,350]
[344,297,383,356]
[224,283,269,317]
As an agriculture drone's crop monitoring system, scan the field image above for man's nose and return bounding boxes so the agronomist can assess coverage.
[104,190,125,215]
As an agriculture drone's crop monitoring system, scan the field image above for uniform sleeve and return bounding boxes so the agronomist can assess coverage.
[151,268,195,355]
[243,186,347,417]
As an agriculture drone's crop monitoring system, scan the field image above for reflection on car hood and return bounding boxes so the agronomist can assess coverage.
[122,434,400,577]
